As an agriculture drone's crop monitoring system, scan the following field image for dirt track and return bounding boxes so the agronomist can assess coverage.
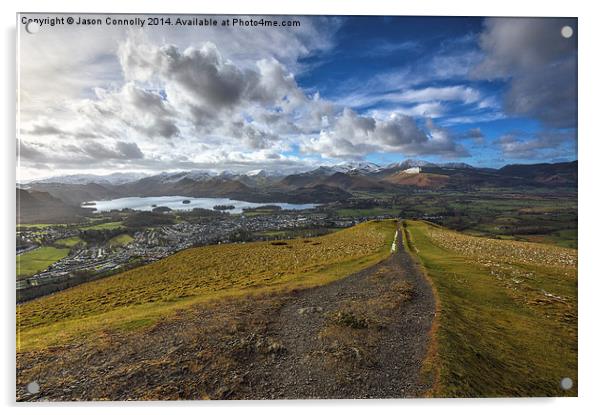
[245,228,436,398]
[17,227,436,401]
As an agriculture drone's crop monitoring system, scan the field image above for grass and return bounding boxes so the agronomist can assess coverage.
[403,220,577,397]
[108,234,134,247]
[16,247,70,279]
[336,207,400,218]
[80,221,124,230]
[17,220,396,351]
[17,223,66,229]
[54,236,83,248]
[515,229,578,249]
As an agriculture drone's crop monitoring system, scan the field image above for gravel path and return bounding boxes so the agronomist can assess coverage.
[241,226,436,399]
[17,226,436,401]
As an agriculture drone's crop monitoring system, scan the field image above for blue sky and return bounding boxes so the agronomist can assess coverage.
[293,16,577,168]
[18,15,577,179]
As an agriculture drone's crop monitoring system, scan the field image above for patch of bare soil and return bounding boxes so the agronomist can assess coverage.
[17,229,435,401]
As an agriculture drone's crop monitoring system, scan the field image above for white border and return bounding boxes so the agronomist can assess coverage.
[3,1,601,414]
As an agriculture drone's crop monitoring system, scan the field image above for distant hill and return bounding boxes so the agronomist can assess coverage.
[19,160,578,210]
[25,172,148,186]
[498,161,577,186]
[383,172,450,188]
[25,182,120,206]
[17,188,91,224]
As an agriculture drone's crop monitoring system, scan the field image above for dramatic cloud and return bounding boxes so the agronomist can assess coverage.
[16,15,577,179]
[301,108,468,159]
[474,18,577,128]
[118,39,310,131]
[458,128,485,144]
[497,130,575,159]
[79,83,180,140]
[19,140,144,165]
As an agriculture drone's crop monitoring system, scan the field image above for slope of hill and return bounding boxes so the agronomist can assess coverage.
[403,220,577,397]
[17,189,91,224]
[16,220,442,400]
[383,171,450,188]
[19,161,578,211]
[25,182,120,206]
[499,161,577,185]
[26,172,148,186]
[17,220,397,351]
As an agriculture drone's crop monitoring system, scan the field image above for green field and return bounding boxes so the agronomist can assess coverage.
[108,234,134,247]
[335,207,401,217]
[54,236,83,248]
[403,220,577,397]
[17,220,396,351]
[80,221,124,230]
[17,223,66,230]
[16,247,70,279]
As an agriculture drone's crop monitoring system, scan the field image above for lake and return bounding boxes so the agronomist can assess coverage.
[82,196,318,214]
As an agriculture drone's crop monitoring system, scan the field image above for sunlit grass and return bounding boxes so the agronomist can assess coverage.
[17,220,396,351]
[16,247,70,279]
[54,236,83,248]
[108,233,134,247]
[79,221,124,230]
[404,220,577,397]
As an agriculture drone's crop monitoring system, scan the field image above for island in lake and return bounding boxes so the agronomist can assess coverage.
[213,204,235,211]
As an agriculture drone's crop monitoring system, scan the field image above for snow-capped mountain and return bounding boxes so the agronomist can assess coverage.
[245,169,268,177]
[23,158,478,188]
[156,170,218,183]
[27,172,149,186]
[333,161,382,174]
[385,159,437,170]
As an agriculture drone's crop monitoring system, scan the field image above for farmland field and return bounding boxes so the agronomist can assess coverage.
[17,220,396,351]
[54,236,83,248]
[16,247,70,279]
[403,220,577,397]
[108,234,134,247]
[79,221,124,231]
[17,223,67,229]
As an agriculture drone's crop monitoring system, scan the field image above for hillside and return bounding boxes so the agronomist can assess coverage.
[17,188,91,224]
[383,172,449,188]
[403,220,577,397]
[16,220,440,400]
[17,220,396,351]
[21,161,578,212]
[498,161,578,185]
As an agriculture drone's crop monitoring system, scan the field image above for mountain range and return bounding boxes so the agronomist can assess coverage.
[17,159,577,223]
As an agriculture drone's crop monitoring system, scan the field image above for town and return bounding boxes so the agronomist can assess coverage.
[16,208,393,299]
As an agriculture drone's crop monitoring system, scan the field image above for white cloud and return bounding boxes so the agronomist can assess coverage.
[473,17,577,128]
[300,108,468,159]
[18,15,480,179]
[396,86,480,104]
[497,131,575,159]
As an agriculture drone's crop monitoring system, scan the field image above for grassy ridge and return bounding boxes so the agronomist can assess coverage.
[18,220,396,351]
[404,220,577,397]
[16,247,70,279]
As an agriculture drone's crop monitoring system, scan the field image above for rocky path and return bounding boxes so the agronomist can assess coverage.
[242,226,436,399]
[17,226,436,401]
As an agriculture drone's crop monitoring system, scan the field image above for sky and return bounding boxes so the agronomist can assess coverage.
[17,15,578,180]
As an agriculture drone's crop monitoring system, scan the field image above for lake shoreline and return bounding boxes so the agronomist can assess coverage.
[82,195,318,214]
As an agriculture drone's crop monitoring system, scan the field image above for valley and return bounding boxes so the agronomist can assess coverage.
[15,159,578,400]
